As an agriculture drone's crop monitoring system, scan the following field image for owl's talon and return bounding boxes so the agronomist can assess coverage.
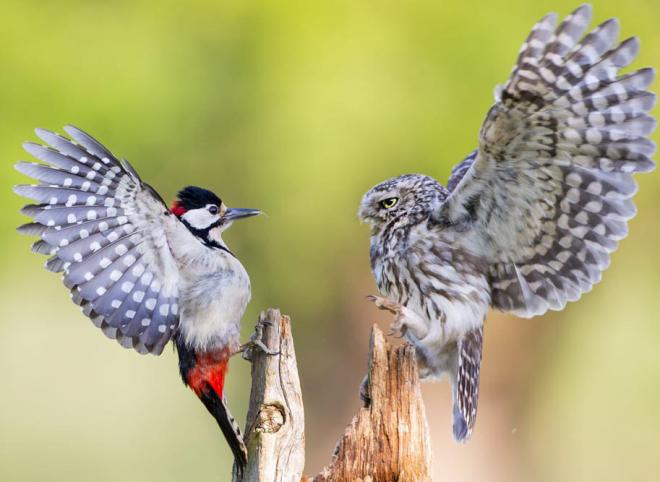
[368,295,410,337]
[359,374,371,407]
[390,328,408,339]
[367,294,402,315]
[388,314,409,338]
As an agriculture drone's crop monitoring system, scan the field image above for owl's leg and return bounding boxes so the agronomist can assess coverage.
[366,294,400,313]
[452,326,483,442]
[366,295,429,339]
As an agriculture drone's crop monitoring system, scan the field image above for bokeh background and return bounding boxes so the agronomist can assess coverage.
[1,1,659,481]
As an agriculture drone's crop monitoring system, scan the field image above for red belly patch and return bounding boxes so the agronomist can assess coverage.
[188,348,230,397]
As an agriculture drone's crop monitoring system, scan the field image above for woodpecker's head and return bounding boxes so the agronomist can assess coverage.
[171,186,260,247]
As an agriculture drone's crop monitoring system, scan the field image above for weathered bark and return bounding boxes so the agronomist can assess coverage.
[313,325,432,482]
[233,309,305,482]
[234,312,432,482]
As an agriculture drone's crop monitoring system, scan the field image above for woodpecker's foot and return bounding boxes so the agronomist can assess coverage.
[366,295,408,338]
[237,320,280,361]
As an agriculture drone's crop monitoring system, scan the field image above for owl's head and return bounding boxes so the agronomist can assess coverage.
[358,174,448,232]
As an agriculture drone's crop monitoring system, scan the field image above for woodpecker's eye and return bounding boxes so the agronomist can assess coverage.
[380,197,399,209]
[208,205,219,215]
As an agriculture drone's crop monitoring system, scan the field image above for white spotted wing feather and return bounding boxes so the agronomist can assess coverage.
[15,126,182,354]
[442,5,655,317]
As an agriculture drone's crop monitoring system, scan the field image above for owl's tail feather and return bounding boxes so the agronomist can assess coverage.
[452,327,484,442]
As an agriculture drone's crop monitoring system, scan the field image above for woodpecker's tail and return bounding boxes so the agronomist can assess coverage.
[452,327,483,442]
[196,384,248,472]
[175,335,248,473]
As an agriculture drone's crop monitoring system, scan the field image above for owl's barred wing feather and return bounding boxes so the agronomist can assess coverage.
[442,5,655,317]
[446,150,477,193]
[15,126,181,354]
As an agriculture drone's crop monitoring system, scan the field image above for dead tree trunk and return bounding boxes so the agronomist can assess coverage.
[314,326,432,481]
[233,309,432,482]
[232,309,306,482]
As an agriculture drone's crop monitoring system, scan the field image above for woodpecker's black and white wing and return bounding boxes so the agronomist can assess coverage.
[15,126,183,355]
[441,5,655,317]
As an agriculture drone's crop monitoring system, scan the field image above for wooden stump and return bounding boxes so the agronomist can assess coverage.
[233,309,305,482]
[313,326,432,482]
[234,310,432,482]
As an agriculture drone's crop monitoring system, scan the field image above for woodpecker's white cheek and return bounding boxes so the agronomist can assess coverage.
[182,208,218,229]
[210,223,231,241]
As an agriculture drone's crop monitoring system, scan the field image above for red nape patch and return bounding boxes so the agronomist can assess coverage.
[170,201,186,217]
[188,349,230,398]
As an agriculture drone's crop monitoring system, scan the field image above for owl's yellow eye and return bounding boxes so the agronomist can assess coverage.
[380,197,399,209]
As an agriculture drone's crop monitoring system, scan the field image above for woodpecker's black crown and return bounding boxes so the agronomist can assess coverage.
[174,186,222,213]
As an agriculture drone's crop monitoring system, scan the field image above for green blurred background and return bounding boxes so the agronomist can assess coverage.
[1,1,658,480]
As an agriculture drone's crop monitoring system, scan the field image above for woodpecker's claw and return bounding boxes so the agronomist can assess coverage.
[247,338,279,358]
[237,320,280,361]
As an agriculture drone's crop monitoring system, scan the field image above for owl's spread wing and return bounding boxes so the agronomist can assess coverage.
[15,126,184,354]
[440,5,655,317]
[446,150,477,193]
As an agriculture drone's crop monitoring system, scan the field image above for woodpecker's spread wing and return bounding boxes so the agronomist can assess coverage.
[440,5,655,317]
[15,126,182,355]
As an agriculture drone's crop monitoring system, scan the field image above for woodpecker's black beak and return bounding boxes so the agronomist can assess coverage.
[223,208,261,222]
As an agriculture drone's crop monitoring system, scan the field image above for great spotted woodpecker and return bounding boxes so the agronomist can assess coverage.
[14,126,261,471]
